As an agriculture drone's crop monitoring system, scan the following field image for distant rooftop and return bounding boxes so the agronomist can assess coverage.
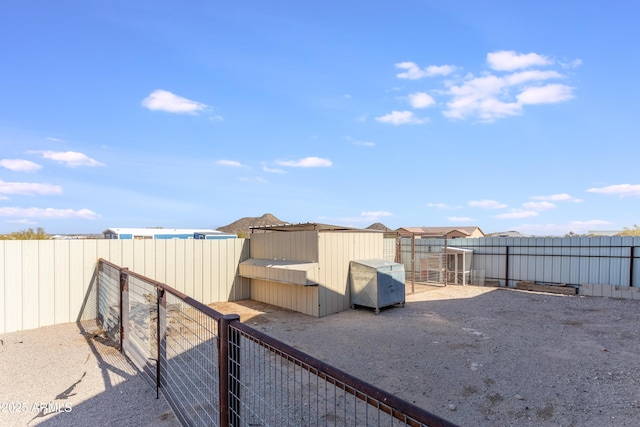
[250,222,379,233]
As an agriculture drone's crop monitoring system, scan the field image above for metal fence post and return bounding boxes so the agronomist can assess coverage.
[218,314,241,427]
[630,246,635,288]
[119,268,129,352]
[504,246,510,287]
[156,288,166,399]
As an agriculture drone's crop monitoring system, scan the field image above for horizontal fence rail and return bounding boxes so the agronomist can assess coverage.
[96,259,456,427]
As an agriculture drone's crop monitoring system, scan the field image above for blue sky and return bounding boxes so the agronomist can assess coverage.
[1,1,639,236]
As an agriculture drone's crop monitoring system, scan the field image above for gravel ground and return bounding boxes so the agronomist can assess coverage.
[211,284,640,427]
[0,321,179,427]
[2,285,638,427]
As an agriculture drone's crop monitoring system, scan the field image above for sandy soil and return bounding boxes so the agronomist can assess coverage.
[0,321,179,427]
[2,284,638,427]
[210,284,640,426]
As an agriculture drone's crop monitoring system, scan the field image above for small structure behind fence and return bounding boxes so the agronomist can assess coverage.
[445,236,640,290]
[97,259,456,427]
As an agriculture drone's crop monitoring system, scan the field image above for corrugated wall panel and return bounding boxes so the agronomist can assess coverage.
[195,240,206,302]
[144,240,157,280]
[250,279,318,317]
[68,241,86,322]
[0,242,5,333]
[451,237,640,288]
[38,241,56,327]
[53,240,70,325]
[216,240,228,301]
[22,241,39,330]
[201,240,212,304]
[318,232,383,317]
[80,240,98,322]
[4,242,23,332]
[250,231,319,261]
[0,238,249,334]
[154,240,167,284]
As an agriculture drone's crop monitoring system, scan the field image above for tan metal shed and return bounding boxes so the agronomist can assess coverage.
[239,223,384,317]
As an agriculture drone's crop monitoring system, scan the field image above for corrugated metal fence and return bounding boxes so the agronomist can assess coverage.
[0,239,250,334]
[437,236,640,289]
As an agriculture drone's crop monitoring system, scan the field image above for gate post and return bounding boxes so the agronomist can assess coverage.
[219,314,241,427]
[119,268,129,353]
[156,288,166,399]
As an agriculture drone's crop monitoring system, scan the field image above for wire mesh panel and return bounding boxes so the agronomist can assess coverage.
[228,323,453,427]
[399,238,447,285]
[97,260,121,344]
[160,292,221,427]
[95,259,455,427]
[124,274,159,388]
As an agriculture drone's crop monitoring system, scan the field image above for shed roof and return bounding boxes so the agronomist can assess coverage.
[250,222,381,233]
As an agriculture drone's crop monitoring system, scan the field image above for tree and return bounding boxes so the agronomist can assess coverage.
[618,224,640,236]
[0,227,51,240]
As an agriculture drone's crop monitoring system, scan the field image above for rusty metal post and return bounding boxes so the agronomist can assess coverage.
[411,234,415,293]
[219,314,241,427]
[443,238,448,287]
[156,288,166,399]
[119,268,129,353]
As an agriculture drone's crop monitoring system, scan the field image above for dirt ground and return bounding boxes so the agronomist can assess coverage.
[210,284,640,427]
[0,321,179,427]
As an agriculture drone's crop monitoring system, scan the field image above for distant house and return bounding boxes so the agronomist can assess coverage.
[396,226,485,239]
[103,228,236,240]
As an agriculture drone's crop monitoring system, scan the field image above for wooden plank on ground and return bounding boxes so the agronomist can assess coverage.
[515,281,577,295]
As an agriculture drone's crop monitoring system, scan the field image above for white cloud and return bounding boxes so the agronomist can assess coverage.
[142,89,207,114]
[448,216,473,222]
[495,210,539,219]
[504,70,564,86]
[33,151,104,167]
[217,160,244,167]
[387,51,577,123]
[517,84,574,105]
[353,140,375,147]
[396,62,457,80]
[487,50,552,71]
[319,211,393,225]
[275,157,333,167]
[408,92,436,109]
[239,176,268,183]
[570,219,611,228]
[443,71,573,121]
[262,166,287,174]
[560,59,583,69]
[0,159,42,173]
[46,137,65,143]
[361,211,392,218]
[531,193,582,203]
[210,115,224,121]
[517,219,611,236]
[0,207,99,219]
[375,111,428,125]
[0,180,62,196]
[428,203,460,210]
[468,200,507,209]
[522,201,556,210]
[587,184,640,197]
